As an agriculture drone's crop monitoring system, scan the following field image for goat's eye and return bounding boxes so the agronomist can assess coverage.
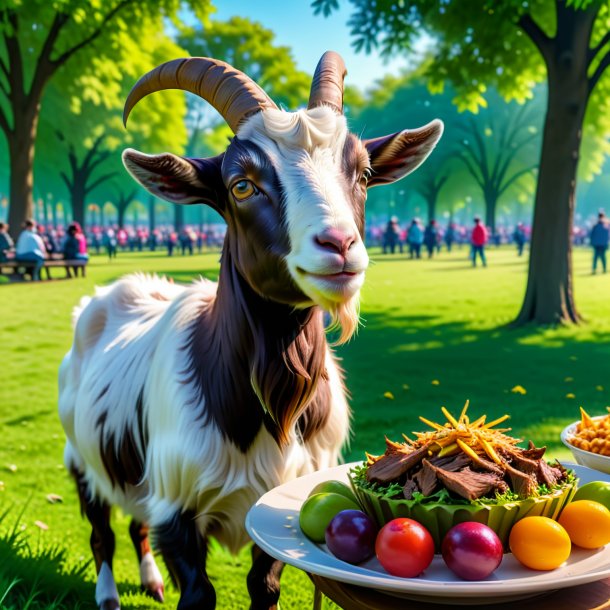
[231,179,256,201]
[360,168,373,185]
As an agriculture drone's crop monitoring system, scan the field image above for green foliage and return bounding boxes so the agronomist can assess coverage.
[313,0,610,177]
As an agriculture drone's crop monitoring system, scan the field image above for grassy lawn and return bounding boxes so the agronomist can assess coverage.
[1,244,609,608]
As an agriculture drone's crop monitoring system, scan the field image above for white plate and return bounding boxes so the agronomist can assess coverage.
[245,463,610,605]
[561,418,610,475]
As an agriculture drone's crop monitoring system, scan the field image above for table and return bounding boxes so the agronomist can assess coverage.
[309,573,610,610]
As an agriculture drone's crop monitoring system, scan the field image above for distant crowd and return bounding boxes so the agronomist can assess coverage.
[367,212,610,271]
[1,212,609,280]
[0,221,227,280]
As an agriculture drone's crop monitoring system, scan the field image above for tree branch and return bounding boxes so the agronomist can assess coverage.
[82,133,106,171]
[30,12,69,96]
[518,13,553,65]
[0,104,11,136]
[589,48,610,95]
[51,0,134,69]
[456,154,485,190]
[60,171,72,191]
[498,165,537,196]
[589,30,610,67]
[86,171,116,194]
[4,11,24,99]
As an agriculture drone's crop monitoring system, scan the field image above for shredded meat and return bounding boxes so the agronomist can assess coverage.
[504,463,538,497]
[424,461,505,501]
[428,452,471,472]
[367,443,430,485]
[536,460,564,488]
[403,478,418,500]
[413,461,439,496]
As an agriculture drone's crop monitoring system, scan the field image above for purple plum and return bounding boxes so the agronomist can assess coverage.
[325,509,377,564]
[442,522,503,580]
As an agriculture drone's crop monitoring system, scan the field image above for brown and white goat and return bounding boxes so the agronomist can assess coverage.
[58,52,442,610]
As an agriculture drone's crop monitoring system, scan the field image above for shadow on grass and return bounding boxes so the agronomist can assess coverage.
[339,310,610,462]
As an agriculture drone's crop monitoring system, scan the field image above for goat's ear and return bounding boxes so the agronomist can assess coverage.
[364,119,444,188]
[122,149,225,212]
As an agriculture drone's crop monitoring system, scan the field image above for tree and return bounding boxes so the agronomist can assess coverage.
[0,1,211,231]
[313,0,610,325]
[56,132,114,226]
[115,187,138,229]
[455,94,541,232]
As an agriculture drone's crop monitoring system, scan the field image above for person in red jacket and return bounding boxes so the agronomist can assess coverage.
[471,217,488,267]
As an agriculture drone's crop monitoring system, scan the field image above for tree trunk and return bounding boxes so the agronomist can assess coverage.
[70,179,87,227]
[174,204,184,232]
[484,193,497,234]
[7,106,39,231]
[426,194,437,223]
[118,205,126,230]
[513,8,591,325]
[148,195,156,233]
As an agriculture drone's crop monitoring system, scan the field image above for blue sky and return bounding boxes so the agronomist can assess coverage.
[211,0,408,91]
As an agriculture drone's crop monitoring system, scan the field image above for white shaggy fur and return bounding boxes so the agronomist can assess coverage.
[59,274,350,553]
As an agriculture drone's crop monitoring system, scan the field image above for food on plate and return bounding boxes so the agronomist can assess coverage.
[572,480,610,510]
[567,407,610,455]
[325,509,377,564]
[350,403,576,549]
[558,500,610,549]
[299,492,360,542]
[441,522,503,580]
[375,518,435,578]
[508,516,571,570]
[308,480,358,504]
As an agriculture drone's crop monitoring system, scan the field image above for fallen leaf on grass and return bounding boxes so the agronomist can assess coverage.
[596,386,604,392]
[431,380,440,386]
[566,393,576,399]
[383,391,395,400]
[564,377,574,382]
[46,494,63,504]
[6,464,17,473]
[511,385,527,395]
[34,520,49,531]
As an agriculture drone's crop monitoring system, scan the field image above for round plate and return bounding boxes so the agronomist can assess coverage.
[561,418,610,475]
[245,463,610,605]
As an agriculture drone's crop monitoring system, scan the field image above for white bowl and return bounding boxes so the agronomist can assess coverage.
[561,417,610,475]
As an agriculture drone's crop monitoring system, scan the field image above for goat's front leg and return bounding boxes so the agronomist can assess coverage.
[247,544,285,610]
[155,511,216,610]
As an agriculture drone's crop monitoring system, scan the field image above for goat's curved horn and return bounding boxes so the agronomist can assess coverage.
[123,57,278,133]
[307,51,347,114]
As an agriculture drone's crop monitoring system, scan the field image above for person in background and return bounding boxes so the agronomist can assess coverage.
[445,222,456,252]
[407,218,423,259]
[382,216,402,254]
[471,216,488,267]
[0,222,14,262]
[590,211,610,274]
[16,219,47,280]
[513,222,526,256]
[423,219,438,258]
[63,223,89,261]
[104,228,118,259]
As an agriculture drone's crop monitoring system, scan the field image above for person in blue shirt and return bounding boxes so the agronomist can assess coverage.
[590,212,610,274]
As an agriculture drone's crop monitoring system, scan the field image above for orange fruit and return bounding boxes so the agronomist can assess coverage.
[509,516,571,570]
[559,500,610,549]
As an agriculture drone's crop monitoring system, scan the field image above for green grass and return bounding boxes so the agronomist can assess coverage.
[1,245,609,608]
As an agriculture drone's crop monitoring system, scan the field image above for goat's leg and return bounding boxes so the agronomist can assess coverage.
[247,544,285,610]
[155,511,216,610]
[72,469,120,610]
[129,519,165,603]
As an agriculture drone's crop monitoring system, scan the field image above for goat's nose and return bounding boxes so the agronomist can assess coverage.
[314,228,356,257]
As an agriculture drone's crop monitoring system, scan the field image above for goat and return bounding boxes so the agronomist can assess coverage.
[58,51,442,610]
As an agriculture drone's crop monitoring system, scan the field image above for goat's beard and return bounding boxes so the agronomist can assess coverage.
[324,295,361,345]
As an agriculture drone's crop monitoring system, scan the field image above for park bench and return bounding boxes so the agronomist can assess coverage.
[0,256,87,281]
